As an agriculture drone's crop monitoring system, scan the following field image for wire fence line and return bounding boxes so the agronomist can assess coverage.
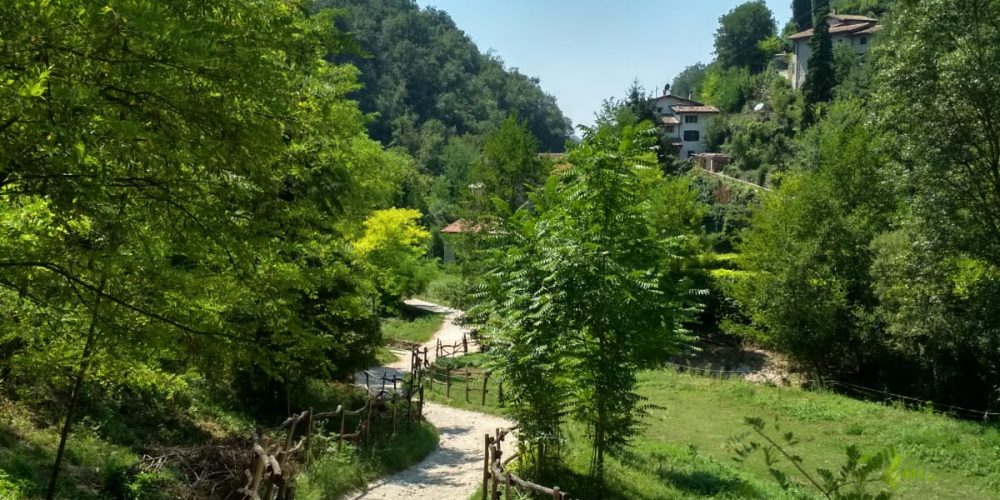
[663,361,997,421]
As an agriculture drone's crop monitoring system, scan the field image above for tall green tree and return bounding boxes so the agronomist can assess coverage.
[870,0,1000,410]
[671,63,708,100]
[714,1,777,71]
[470,115,544,213]
[727,101,896,378]
[792,0,814,30]
[0,1,408,495]
[803,0,835,112]
[474,117,705,492]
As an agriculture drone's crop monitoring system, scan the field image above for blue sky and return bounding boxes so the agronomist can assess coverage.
[413,1,792,129]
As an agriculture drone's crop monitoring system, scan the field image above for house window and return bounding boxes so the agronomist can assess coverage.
[683,130,700,142]
[665,126,674,133]
[860,37,868,45]
[685,115,698,124]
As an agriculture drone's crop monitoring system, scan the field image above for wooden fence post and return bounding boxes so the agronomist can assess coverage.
[391,392,398,435]
[498,382,504,408]
[482,434,490,500]
[481,371,489,406]
[338,407,346,452]
[446,367,452,398]
[428,365,434,392]
[463,333,468,354]
[365,396,373,445]
[465,368,471,403]
[305,408,314,466]
[406,376,413,428]
[505,472,511,499]
[552,486,561,499]
[418,384,425,419]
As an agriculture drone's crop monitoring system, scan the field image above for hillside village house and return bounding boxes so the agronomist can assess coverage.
[788,13,880,89]
[650,93,720,158]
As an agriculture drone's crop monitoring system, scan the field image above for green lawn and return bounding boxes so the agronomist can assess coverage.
[429,361,1000,499]
[381,306,446,345]
[413,268,463,308]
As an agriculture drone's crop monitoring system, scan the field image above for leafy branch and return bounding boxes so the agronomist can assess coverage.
[731,416,902,499]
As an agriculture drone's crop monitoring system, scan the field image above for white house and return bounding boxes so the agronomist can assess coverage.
[788,13,880,89]
[650,93,720,159]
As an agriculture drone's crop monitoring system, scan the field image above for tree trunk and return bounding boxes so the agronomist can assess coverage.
[46,280,104,500]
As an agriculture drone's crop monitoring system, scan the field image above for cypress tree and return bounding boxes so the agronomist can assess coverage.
[803,0,835,115]
[792,0,813,31]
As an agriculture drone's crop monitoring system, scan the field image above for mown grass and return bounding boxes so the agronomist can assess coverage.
[422,354,507,416]
[413,268,463,308]
[431,360,1000,499]
[382,305,445,345]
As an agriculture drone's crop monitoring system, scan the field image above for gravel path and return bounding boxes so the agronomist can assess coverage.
[347,300,515,500]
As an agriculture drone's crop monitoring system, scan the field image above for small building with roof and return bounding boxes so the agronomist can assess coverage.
[649,92,720,159]
[788,13,881,89]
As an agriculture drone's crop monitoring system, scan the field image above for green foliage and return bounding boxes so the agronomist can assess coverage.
[295,420,438,499]
[867,0,1000,412]
[471,118,707,488]
[714,1,777,71]
[354,208,435,307]
[671,63,708,101]
[733,417,902,498]
[470,115,544,213]
[803,0,836,111]
[701,66,754,113]
[727,101,896,375]
[311,0,572,154]
[792,0,814,30]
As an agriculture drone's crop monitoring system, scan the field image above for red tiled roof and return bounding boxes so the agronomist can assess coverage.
[671,105,720,114]
[441,219,480,234]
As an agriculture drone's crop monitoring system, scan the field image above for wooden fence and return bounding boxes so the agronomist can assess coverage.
[239,350,428,500]
[483,427,571,500]
[435,332,470,359]
[423,364,501,407]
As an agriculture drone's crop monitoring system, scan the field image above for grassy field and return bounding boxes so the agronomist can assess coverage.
[430,362,1000,499]
[413,268,463,308]
[382,305,446,345]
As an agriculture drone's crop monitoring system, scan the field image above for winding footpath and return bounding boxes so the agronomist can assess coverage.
[347,299,514,500]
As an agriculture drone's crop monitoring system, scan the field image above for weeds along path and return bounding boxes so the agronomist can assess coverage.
[349,300,514,500]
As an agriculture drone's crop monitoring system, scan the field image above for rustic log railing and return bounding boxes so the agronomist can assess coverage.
[483,427,570,500]
[435,332,470,359]
[240,347,429,500]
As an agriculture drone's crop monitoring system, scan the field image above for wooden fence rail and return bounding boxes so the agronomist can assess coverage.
[483,427,570,500]
[240,348,429,500]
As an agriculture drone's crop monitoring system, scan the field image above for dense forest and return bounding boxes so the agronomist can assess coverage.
[1,0,999,498]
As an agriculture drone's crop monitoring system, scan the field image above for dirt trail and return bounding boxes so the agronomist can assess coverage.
[347,300,514,500]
